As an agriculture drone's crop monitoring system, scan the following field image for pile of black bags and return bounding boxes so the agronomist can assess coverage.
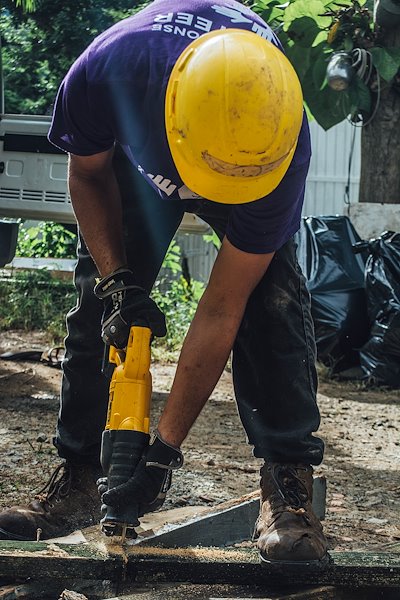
[295,216,400,387]
[357,231,400,387]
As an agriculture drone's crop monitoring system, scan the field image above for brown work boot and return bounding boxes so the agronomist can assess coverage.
[0,462,102,541]
[254,463,329,569]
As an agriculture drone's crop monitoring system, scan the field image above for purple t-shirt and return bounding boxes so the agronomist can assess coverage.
[48,0,311,254]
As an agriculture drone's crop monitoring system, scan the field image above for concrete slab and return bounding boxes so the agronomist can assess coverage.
[349,203,400,239]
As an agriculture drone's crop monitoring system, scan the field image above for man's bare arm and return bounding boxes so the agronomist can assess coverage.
[68,149,126,276]
[157,237,275,447]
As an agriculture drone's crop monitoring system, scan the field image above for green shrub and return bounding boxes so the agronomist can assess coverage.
[16,222,77,259]
[1,237,206,350]
[0,270,75,341]
[152,276,204,353]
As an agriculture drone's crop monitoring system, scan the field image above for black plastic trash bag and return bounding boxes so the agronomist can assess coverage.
[295,216,369,373]
[356,231,400,387]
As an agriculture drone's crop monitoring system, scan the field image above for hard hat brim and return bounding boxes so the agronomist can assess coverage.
[174,143,297,204]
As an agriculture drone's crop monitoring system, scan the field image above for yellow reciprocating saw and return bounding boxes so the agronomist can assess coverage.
[100,324,152,539]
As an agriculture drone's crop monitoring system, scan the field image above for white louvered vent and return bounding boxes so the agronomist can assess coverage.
[45,191,68,203]
[0,188,20,200]
[22,189,43,202]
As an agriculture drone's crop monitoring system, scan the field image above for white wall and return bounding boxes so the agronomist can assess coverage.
[304,120,361,217]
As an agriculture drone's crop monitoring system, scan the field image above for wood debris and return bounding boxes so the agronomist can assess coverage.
[58,591,88,600]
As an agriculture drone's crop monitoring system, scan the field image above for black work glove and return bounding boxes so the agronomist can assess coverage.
[94,268,166,349]
[98,431,183,517]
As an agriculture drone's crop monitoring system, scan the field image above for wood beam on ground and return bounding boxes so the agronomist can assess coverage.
[0,541,399,588]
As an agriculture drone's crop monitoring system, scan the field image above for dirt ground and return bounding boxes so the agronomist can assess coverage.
[0,329,399,553]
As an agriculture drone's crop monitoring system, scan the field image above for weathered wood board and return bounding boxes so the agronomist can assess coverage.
[0,541,399,589]
[125,547,400,588]
[102,583,339,600]
[0,540,122,581]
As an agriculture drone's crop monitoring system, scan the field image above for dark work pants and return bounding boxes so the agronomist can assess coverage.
[55,149,324,467]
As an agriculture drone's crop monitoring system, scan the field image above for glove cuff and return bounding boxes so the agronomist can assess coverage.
[94,268,142,299]
[146,430,183,470]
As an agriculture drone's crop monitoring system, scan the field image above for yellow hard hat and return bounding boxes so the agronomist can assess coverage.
[165,29,304,204]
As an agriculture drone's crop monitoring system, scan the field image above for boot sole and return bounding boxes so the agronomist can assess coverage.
[259,551,332,571]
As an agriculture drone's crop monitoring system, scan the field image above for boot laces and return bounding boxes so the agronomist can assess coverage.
[34,463,73,506]
[271,464,309,509]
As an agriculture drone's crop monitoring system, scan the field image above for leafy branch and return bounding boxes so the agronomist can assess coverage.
[247,0,400,129]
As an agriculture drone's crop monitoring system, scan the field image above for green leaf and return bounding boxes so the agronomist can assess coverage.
[312,30,328,47]
[344,36,354,52]
[286,16,321,47]
[322,0,353,6]
[162,240,182,274]
[312,51,329,90]
[203,232,221,250]
[370,47,400,82]
[305,85,349,129]
[284,0,331,29]
[269,5,286,22]
[348,76,371,113]
[251,0,285,23]
[285,45,312,81]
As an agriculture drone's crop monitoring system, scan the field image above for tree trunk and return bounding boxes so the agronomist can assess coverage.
[359,24,400,204]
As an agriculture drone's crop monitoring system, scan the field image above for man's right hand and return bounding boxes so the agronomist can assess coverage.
[94,268,166,349]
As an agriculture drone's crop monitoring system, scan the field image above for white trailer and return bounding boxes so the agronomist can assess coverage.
[0,114,208,267]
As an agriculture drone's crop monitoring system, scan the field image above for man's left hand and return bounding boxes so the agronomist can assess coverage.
[99,431,183,517]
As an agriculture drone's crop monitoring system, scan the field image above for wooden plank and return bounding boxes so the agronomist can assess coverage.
[208,588,338,600]
[125,547,400,588]
[104,584,338,600]
[0,540,123,581]
[0,540,399,589]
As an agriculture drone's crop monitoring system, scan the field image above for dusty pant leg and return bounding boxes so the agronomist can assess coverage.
[232,239,324,465]
[55,149,184,465]
[55,236,106,466]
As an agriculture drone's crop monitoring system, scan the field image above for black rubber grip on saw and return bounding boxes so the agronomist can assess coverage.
[100,429,149,534]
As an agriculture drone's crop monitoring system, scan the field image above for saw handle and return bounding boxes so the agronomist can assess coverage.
[100,428,149,536]
[100,325,152,538]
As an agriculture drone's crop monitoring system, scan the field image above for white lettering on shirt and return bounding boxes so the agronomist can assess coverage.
[251,22,274,41]
[154,12,173,23]
[148,173,178,196]
[152,23,201,39]
[195,16,213,32]
[152,8,273,41]
[211,5,252,24]
[176,12,193,26]
[154,12,212,32]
